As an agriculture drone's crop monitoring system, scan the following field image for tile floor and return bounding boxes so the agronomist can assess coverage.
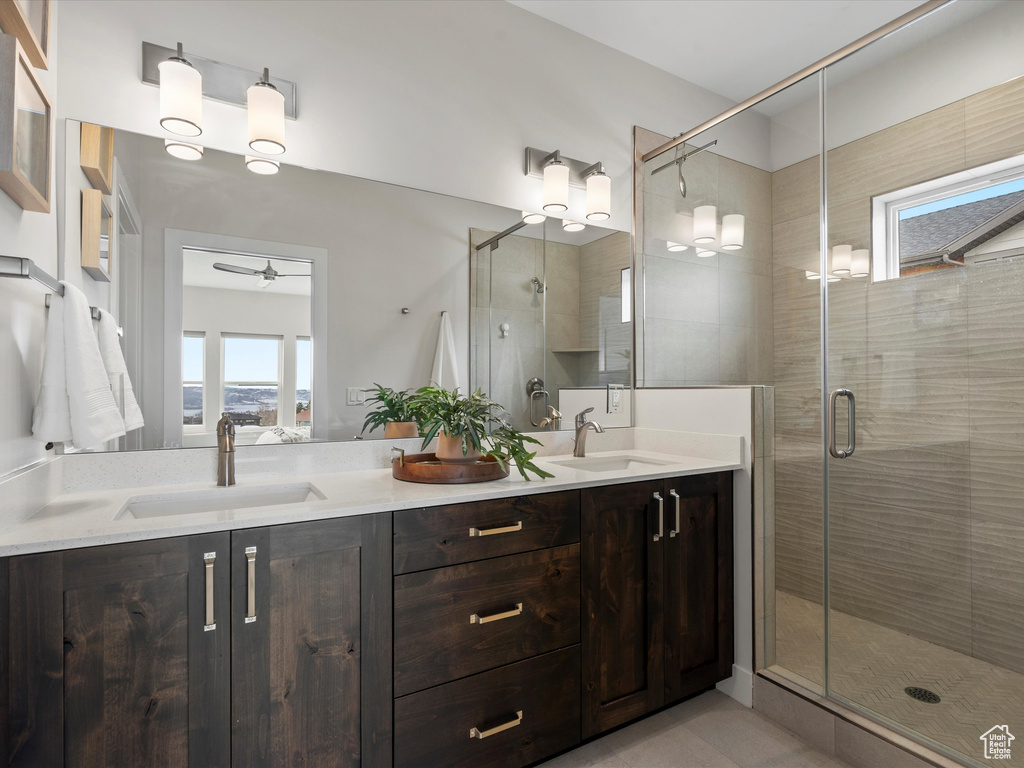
[542,689,851,768]
[771,591,1024,765]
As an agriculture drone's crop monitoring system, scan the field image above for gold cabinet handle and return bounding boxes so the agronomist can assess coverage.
[470,711,523,740]
[470,602,523,625]
[469,521,522,537]
[203,552,216,631]
[245,546,257,624]
[669,490,681,538]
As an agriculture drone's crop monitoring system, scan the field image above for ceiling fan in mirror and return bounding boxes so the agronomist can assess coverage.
[213,260,309,288]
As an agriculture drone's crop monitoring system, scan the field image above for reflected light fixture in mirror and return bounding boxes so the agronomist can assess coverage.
[693,205,717,243]
[522,211,546,224]
[542,152,569,212]
[165,139,204,161]
[851,248,870,278]
[246,155,280,175]
[585,166,611,221]
[666,241,688,252]
[721,214,744,250]
[562,220,584,232]
[831,244,852,274]
[159,43,202,137]
[696,248,716,258]
[805,271,820,280]
[248,68,286,155]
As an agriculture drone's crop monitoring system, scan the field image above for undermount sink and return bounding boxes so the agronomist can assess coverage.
[115,482,326,520]
[551,454,675,473]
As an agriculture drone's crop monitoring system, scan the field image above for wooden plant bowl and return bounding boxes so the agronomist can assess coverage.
[392,453,510,484]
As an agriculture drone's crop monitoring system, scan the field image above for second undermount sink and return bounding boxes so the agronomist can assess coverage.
[115,482,326,520]
[551,454,676,473]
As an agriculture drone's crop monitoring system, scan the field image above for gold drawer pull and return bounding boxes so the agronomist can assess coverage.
[470,710,523,740]
[469,521,523,537]
[470,603,523,625]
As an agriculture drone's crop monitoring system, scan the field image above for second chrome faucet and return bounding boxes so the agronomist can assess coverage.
[572,407,604,458]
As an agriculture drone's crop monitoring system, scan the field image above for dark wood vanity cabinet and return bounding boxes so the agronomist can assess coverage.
[581,473,733,739]
[1,513,392,768]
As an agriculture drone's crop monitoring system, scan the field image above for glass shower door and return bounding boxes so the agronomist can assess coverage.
[823,4,1024,764]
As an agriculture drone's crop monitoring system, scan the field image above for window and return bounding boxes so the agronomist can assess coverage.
[222,335,282,428]
[296,337,311,427]
[620,267,631,324]
[182,333,204,426]
[872,156,1024,281]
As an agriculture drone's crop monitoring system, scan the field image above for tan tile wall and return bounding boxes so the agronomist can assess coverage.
[771,75,1024,672]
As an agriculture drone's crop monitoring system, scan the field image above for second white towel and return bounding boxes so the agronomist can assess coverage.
[96,309,144,433]
[430,310,460,391]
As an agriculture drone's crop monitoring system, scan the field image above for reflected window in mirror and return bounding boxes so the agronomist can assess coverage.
[222,335,282,430]
[296,337,311,427]
[182,332,205,428]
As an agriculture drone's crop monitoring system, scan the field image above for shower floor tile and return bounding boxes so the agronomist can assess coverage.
[769,591,1024,765]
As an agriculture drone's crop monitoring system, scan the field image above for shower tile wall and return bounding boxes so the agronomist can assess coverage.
[771,75,1024,673]
[641,147,773,386]
[579,231,632,387]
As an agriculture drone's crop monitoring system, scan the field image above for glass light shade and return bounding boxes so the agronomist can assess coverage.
[696,249,716,258]
[247,83,286,155]
[542,161,569,212]
[246,155,280,175]
[585,171,611,221]
[666,241,688,252]
[693,205,717,244]
[562,220,585,232]
[159,59,202,137]
[831,244,852,274]
[851,249,870,277]
[165,139,203,161]
[826,274,841,283]
[805,271,820,280]
[721,214,745,250]
[522,211,546,224]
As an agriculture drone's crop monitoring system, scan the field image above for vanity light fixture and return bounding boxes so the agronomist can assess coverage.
[158,43,202,137]
[522,211,546,224]
[245,155,280,175]
[562,220,585,232]
[666,242,688,252]
[721,214,745,250]
[584,164,611,221]
[248,68,286,155]
[831,244,852,274]
[850,248,870,278]
[693,205,717,244]
[826,274,841,282]
[164,139,204,161]
[696,248,716,258]
[542,151,570,212]
[805,271,820,280]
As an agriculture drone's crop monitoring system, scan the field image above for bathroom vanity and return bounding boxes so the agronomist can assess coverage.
[0,455,735,768]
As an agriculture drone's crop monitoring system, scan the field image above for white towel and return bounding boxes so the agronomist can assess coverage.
[32,283,125,450]
[96,309,144,433]
[430,311,460,391]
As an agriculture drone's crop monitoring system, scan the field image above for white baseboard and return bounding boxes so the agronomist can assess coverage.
[717,665,753,707]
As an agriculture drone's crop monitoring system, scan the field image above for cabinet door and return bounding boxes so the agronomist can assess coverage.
[663,472,733,703]
[6,534,231,768]
[581,480,664,738]
[231,512,392,768]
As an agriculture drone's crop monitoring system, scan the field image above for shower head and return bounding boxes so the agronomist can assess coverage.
[531,277,545,294]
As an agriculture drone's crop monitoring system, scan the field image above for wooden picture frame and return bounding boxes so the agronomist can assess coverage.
[82,188,112,282]
[0,0,49,70]
[0,32,50,212]
[80,122,113,194]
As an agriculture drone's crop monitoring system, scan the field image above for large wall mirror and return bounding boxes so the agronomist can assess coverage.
[61,120,632,452]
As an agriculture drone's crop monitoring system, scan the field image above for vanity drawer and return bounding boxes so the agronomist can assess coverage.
[394,544,580,696]
[394,646,581,768]
[393,490,580,573]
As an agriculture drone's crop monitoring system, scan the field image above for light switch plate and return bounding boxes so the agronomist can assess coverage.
[347,387,367,406]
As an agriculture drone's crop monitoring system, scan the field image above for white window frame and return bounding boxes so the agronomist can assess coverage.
[182,332,205,433]
[295,336,312,425]
[221,333,284,431]
[871,155,1024,282]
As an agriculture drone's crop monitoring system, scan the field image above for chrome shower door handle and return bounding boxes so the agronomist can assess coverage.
[828,388,856,459]
[528,389,549,427]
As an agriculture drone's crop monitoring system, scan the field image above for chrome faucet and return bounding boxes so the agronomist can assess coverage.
[216,412,236,486]
[572,407,604,458]
[538,405,563,431]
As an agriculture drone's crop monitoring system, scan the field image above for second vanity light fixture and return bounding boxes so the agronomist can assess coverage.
[525,147,612,226]
[143,42,297,174]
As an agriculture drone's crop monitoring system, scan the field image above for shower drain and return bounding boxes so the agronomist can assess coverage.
[905,687,941,704]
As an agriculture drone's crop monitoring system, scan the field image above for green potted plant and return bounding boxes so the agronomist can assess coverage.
[361,384,420,439]
[413,386,553,480]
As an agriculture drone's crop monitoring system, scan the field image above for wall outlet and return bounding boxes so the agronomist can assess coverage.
[347,387,368,406]
[607,384,623,414]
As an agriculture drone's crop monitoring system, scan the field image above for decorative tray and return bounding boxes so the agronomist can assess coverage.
[391,452,510,484]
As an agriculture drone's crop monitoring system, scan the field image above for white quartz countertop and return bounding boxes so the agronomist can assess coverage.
[0,449,742,557]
